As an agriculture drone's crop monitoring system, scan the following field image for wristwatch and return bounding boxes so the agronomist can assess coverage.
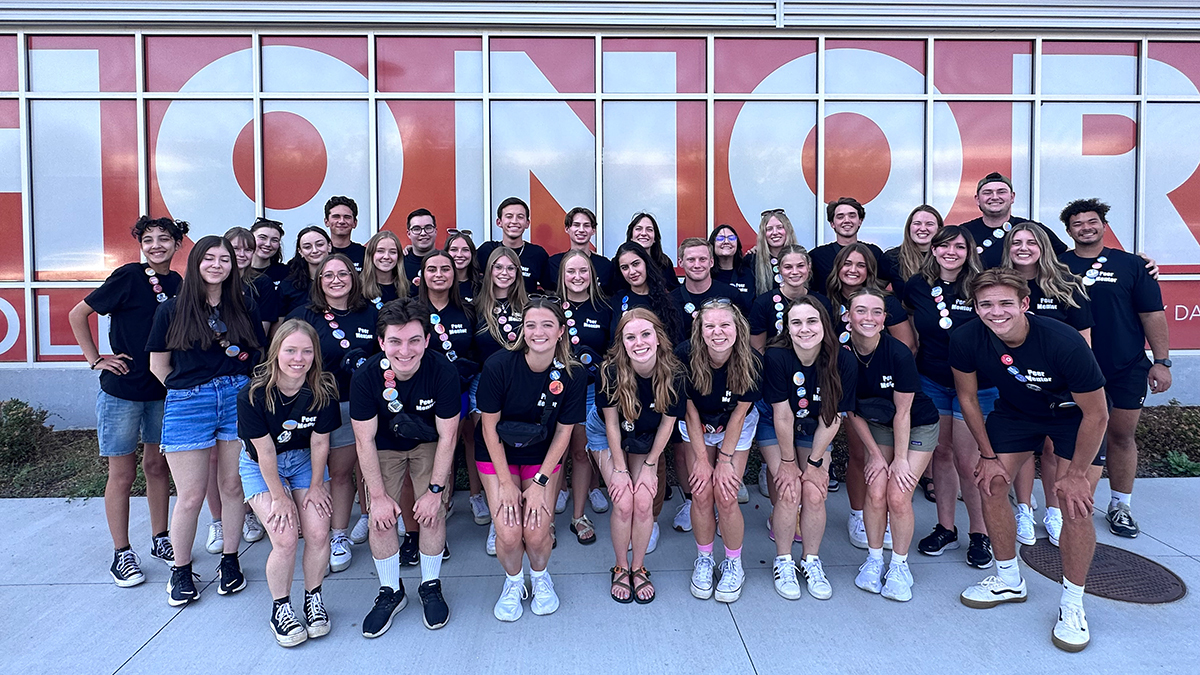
[806,456,824,469]
[428,484,445,494]
[1154,358,1172,368]
[532,472,550,487]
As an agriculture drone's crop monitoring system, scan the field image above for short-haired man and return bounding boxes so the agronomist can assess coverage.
[1058,198,1171,539]
[958,173,1069,270]
[544,207,614,293]
[351,298,461,635]
[474,197,550,294]
[69,216,188,587]
[951,269,1108,653]
[810,197,889,295]
[325,196,366,271]
[671,237,749,336]
[404,208,438,293]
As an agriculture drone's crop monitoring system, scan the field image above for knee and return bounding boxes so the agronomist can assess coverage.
[691,484,713,508]
[107,460,137,488]
[269,530,299,557]
[495,520,524,548]
[571,443,588,463]
[866,482,888,507]
[802,484,824,509]
[632,491,653,519]
[715,491,736,513]
[612,492,634,521]
[141,451,169,479]
[523,520,550,547]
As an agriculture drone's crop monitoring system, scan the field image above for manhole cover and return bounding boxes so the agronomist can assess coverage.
[1019,539,1187,604]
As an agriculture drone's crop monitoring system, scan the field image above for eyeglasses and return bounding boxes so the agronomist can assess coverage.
[760,208,786,217]
[320,271,353,281]
[407,224,436,234]
[714,234,737,243]
[253,217,283,228]
[445,228,472,239]
[701,297,733,309]
[529,294,563,305]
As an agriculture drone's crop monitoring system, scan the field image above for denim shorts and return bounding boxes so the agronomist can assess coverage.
[919,375,998,421]
[584,405,609,452]
[96,390,164,457]
[468,374,481,414]
[679,407,759,451]
[329,401,355,448]
[754,399,827,450]
[239,447,329,501]
[160,375,248,453]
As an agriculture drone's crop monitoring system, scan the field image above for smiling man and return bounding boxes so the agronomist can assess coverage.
[671,237,749,337]
[957,173,1069,270]
[403,208,439,291]
[475,197,550,294]
[325,196,366,271]
[544,207,614,293]
[950,268,1108,653]
[810,197,889,295]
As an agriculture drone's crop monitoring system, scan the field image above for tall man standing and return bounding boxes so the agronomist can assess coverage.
[958,172,1068,270]
[475,197,550,294]
[810,197,889,295]
[325,195,366,271]
[404,208,439,292]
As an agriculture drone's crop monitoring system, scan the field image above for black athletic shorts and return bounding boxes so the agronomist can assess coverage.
[1105,359,1151,410]
[985,410,1106,467]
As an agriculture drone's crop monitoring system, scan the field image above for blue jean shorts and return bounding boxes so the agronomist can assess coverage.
[96,390,164,457]
[239,447,329,501]
[585,405,609,452]
[160,375,248,453]
[754,399,826,450]
[919,375,998,421]
[468,374,481,414]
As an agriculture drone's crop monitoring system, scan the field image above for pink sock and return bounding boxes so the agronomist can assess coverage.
[725,546,742,559]
[697,542,714,555]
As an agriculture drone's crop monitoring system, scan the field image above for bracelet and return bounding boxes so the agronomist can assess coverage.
[780,456,796,463]
[89,356,104,369]
[643,460,657,467]
[980,454,1000,461]
[613,468,630,474]
[718,451,734,459]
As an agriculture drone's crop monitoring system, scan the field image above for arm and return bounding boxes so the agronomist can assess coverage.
[887,392,918,493]
[352,417,401,531]
[248,435,300,534]
[887,318,917,355]
[1139,310,1172,394]
[302,431,332,518]
[750,332,767,353]
[413,416,460,528]
[847,412,888,486]
[69,300,130,374]
[149,352,173,387]
[951,367,1008,495]
[1055,388,1109,520]
[1078,327,1092,348]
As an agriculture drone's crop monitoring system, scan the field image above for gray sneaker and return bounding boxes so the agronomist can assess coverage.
[1106,503,1139,538]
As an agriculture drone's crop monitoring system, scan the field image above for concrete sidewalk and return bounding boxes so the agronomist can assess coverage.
[2,479,1197,674]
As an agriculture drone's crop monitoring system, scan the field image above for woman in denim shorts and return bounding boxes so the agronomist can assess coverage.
[237,319,340,647]
[148,236,266,607]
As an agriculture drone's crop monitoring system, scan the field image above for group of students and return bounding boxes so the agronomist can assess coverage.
[79,173,1173,654]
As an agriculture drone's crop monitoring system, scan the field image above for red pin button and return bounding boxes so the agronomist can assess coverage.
[1001,354,1013,366]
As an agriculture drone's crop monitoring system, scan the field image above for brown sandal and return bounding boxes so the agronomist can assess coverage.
[570,515,597,545]
[631,566,655,604]
[610,566,634,603]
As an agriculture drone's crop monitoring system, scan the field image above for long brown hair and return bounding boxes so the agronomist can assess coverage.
[360,230,410,301]
[689,302,759,397]
[417,250,470,314]
[165,236,260,352]
[767,296,842,426]
[511,296,577,378]
[445,231,480,289]
[826,242,884,311]
[1000,222,1086,307]
[308,254,367,313]
[919,225,983,300]
[475,247,529,345]
[247,319,339,414]
[602,308,681,423]
[223,226,260,284]
[897,205,943,282]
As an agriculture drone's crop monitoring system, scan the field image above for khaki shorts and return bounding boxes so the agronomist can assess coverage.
[374,442,438,506]
[865,420,941,454]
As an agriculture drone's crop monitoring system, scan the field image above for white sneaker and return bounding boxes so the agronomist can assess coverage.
[554,490,568,515]
[883,522,893,550]
[530,572,560,615]
[1016,504,1036,546]
[673,499,693,532]
[690,554,715,599]
[773,556,802,600]
[855,556,884,594]
[470,493,491,526]
[486,523,497,556]
[349,514,370,545]
[758,465,770,497]
[243,512,265,543]
[329,532,352,572]
[588,488,610,513]
[493,575,527,622]
[646,522,660,554]
[1052,604,1090,652]
[715,557,744,603]
[960,575,1027,609]
[801,557,833,600]
[881,561,913,602]
[205,521,224,555]
[737,483,749,504]
[848,513,868,549]
[1044,510,1063,547]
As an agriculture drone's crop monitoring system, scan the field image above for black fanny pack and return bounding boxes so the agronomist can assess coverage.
[341,348,369,377]
[391,412,438,443]
[795,416,819,438]
[856,397,897,425]
[621,432,655,455]
[495,420,548,448]
[453,357,481,392]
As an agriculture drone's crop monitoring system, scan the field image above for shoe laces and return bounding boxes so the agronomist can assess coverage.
[884,561,909,584]
[976,575,1013,591]
[774,558,799,584]
[718,557,742,580]
[218,554,241,579]
[210,521,223,539]
[115,549,141,576]
[331,532,351,553]
[532,574,555,598]
[1059,604,1087,631]
[803,558,828,584]
[153,536,175,558]
[1110,503,1135,526]
[245,513,262,531]
[859,556,884,576]
[503,577,529,601]
[304,590,328,622]
[694,554,715,577]
[274,602,303,633]
[171,565,201,590]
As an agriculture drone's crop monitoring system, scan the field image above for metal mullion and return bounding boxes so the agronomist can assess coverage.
[481,33,492,243]
[594,34,603,254]
[1135,37,1148,256]
[252,31,263,219]
[1030,38,1042,224]
[134,30,148,221]
[706,32,715,236]
[815,35,825,246]
[367,30,379,236]
[17,30,33,364]
[924,36,934,207]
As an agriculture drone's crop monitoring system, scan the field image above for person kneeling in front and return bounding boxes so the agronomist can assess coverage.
[351,298,461,636]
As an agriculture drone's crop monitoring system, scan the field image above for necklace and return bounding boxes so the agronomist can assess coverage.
[852,339,878,369]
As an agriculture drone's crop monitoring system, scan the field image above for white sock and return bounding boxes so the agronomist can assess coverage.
[892,552,908,565]
[804,554,819,564]
[506,570,524,584]
[374,554,400,591]
[1046,506,1062,520]
[419,552,442,583]
[996,557,1022,587]
[1110,491,1132,508]
[850,509,863,520]
[332,528,347,538]
[775,553,793,564]
[867,547,884,562]
[529,567,548,580]
[1061,578,1085,608]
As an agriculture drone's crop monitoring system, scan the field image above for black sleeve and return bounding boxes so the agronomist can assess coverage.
[748,294,771,335]
[666,371,688,418]
[476,355,506,415]
[1130,261,1165,313]
[891,340,922,394]
[84,265,131,316]
[145,301,173,352]
[761,349,789,404]
[434,361,462,418]
[597,365,617,409]
[884,294,908,327]
[741,352,763,402]
[1043,224,1069,256]
[836,349,858,413]
[237,388,271,440]
[1065,291,1095,331]
[558,370,587,425]
[948,324,979,374]
[1059,333,1107,394]
[314,398,342,434]
[349,367,378,421]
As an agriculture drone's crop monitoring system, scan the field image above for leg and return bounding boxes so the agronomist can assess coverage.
[142,444,172,536]
[294,486,331,591]
[628,458,657,570]
[463,416,483,497]
[215,439,245,555]
[979,453,1035,563]
[104,454,138,549]
[249,492,298,599]
[952,419,987,535]
[887,450,935,556]
[932,415,959,530]
[205,449,223,523]
[864,444,895,550]
[799,457,829,558]
[1059,466,1104,586]
[164,448,214,566]
[672,443,690,503]
[651,455,668,519]
[1040,450,1060,509]
[690,445,717,549]
[327,444,358,532]
[399,473,418,533]
[480,471,526,576]
[759,442,800,557]
[1105,408,1141,497]
[569,426,591,520]
[523,472,556,573]
[846,422,867,512]
[713,446,750,551]
[1015,456,1035,507]
[596,451,634,570]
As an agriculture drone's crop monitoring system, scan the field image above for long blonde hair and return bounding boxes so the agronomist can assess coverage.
[361,230,411,301]
[556,249,608,307]
[475,247,529,346]
[602,308,681,423]
[689,302,759,397]
[1001,222,1087,308]
[753,209,798,292]
[510,296,577,377]
[247,319,338,415]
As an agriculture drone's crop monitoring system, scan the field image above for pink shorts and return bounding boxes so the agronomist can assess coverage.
[476,461,561,482]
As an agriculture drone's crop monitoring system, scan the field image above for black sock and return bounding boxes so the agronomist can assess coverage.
[305,585,322,596]
[115,545,132,553]
[153,530,169,540]
[222,552,238,563]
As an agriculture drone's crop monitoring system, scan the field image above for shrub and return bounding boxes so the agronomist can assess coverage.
[0,399,51,465]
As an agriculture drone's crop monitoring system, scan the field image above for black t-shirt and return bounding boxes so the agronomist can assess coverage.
[332,243,366,271]
[610,291,685,345]
[237,384,341,461]
[475,241,550,294]
[828,293,907,346]
[545,251,614,294]
[810,241,889,296]
[676,341,762,428]
[403,251,427,294]
[367,282,401,309]
[1060,248,1163,375]
[851,333,940,428]
[286,304,379,402]
[458,280,476,306]
[762,346,858,425]
[959,216,1068,270]
[475,300,522,364]
[276,276,311,320]
[146,297,265,390]
[671,280,751,337]
[426,301,476,366]
[257,262,290,287]
[597,363,687,446]
[748,290,833,342]
[712,263,757,305]
[246,273,280,327]
[350,351,460,452]
[950,314,1105,423]
[85,262,183,402]
[475,349,588,464]
[1026,278,1093,332]
[563,297,613,382]
[879,247,903,289]
[902,274,986,389]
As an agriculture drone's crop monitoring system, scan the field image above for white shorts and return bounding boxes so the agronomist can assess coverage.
[678,407,759,452]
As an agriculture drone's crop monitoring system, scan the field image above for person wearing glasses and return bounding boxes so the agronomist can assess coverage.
[147,235,266,606]
[709,224,756,305]
[545,207,614,295]
[249,217,289,287]
[811,198,892,295]
[324,196,366,271]
[287,254,379,575]
[951,269,1108,653]
[402,208,439,292]
[446,230,481,305]
[277,226,332,318]
[625,212,681,292]
[475,197,550,294]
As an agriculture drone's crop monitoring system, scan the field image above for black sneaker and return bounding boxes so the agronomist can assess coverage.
[399,532,420,566]
[418,579,450,630]
[217,553,247,595]
[304,586,331,638]
[111,548,145,588]
[167,563,200,606]
[918,524,960,556]
[442,543,451,561]
[362,584,408,638]
[1107,503,1140,538]
[271,601,307,648]
[967,532,994,569]
[149,533,175,566]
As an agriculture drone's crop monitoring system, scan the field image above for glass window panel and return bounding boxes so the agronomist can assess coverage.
[602,38,705,94]
[1042,42,1138,96]
[1147,42,1200,97]
[932,101,1032,226]
[0,99,21,280]
[1144,103,1200,269]
[934,40,1032,95]
[825,40,925,95]
[144,36,251,93]
[714,38,816,94]
[376,37,482,94]
[262,37,368,93]
[0,35,16,91]
[27,35,135,92]
[0,288,26,362]
[489,38,594,94]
